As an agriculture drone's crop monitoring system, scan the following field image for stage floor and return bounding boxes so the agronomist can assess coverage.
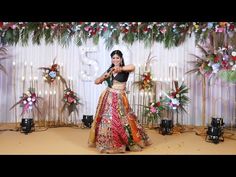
[0,126,236,155]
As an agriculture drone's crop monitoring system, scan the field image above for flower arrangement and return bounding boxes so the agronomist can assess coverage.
[61,88,81,116]
[10,88,42,116]
[162,81,190,113]
[144,101,165,122]
[134,71,155,91]
[210,46,236,82]
[133,52,157,91]
[39,58,67,86]
[187,44,236,83]
[193,22,236,44]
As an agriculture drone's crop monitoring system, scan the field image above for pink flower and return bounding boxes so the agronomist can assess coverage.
[150,106,157,113]
[216,27,225,33]
[67,97,75,103]
[84,26,90,31]
[160,28,166,34]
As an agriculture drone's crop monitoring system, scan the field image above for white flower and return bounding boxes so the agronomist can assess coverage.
[176,94,180,98]
[26,91,31,96]
[232,65,236,71]
[212,63,220,73]
[232,51,236,56]
[23,100,27,104]
[32,98,36,102]
[27,97,32,102]
[229,61,234,66]
[75,26,80,30]
[28,101,33,105]
[222,47,227,51]
[171,98,180,105]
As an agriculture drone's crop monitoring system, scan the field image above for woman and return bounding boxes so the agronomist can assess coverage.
[88,50,151,153]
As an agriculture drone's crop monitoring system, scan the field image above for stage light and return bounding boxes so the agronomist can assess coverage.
[206,117,224,144]
[159,119,173,135]
[82,115,93,128]
[20,118,35,134]
[211,117,224,128]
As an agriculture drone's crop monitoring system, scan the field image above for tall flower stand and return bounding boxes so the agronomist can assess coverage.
[170,110,184,134]
[195,76,207,136]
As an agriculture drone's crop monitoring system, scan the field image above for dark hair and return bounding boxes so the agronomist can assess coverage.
[110,50,125,67]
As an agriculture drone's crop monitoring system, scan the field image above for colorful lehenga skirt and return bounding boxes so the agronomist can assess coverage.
[88,86,151,153]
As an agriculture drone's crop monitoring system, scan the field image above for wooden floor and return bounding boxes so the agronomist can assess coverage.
[1,125,236,155]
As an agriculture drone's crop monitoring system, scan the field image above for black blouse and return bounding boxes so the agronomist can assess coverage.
[112,72,129,82]
[106,67,129,87]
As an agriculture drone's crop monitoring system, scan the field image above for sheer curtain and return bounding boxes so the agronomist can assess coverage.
[0,36,235,127]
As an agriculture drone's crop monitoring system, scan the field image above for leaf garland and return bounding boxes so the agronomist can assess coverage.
[1,22,235,49]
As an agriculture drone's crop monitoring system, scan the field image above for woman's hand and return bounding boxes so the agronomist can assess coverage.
[113,66,123,73]
[95,76,106,84]
[95,72,111,84]
[103,73,110,79]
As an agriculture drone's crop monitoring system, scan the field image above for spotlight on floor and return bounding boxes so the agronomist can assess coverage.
[205,117,224,144]
[82,115,93,128]
[159,119,173,135]
[20,118,35,134]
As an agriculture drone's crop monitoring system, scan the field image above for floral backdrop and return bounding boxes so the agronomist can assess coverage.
[0,22,235,127]
[1,22,236,49]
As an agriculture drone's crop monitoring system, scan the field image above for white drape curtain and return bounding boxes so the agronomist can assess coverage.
[0,35,235,126]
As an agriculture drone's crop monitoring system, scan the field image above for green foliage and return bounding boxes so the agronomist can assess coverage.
[219,70,236,83]
[1,22,236,50]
